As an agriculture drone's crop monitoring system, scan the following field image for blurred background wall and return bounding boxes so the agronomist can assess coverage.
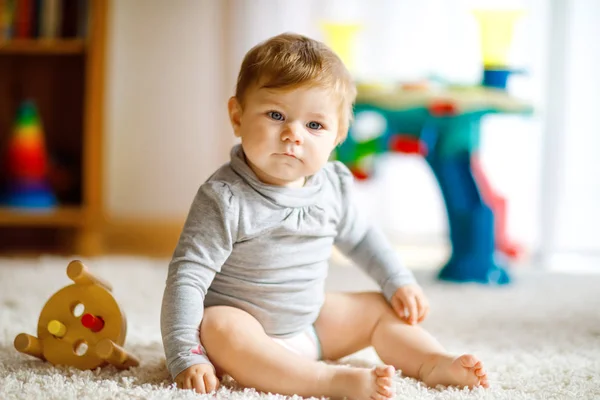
[105,0,235,220]
[550,0,600,267]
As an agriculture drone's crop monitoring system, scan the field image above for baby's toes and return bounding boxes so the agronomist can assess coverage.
[375,365,395,378]
[372,392,393,400]
[459,354,479,369]
[475,367,486,377]
[376,373,395,398]
[377,376,393,387]
[376,384,395,399]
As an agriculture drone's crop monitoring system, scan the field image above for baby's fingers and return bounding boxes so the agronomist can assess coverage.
[204,373,220,393]
[416,295,429,322]
[176,376,192,391]
[404,296,418,324]
[391,295,405,318]
[191,374,207,394]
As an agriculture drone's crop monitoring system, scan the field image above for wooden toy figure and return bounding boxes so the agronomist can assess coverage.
[14,260,139,370]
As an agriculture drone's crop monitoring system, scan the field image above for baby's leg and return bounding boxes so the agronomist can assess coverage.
[201,305,395,400]
[315,292,489,388]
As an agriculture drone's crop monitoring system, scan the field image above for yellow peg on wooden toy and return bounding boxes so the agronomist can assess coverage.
[47,320,67,337]
[14,260,139,370]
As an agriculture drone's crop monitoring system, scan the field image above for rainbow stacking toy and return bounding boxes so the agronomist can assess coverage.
[3,101,57,209]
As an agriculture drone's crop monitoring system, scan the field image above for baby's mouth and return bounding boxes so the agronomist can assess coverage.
[278,152,299,160]
[275,150,304,163]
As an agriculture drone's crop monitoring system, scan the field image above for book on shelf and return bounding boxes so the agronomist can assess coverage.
[0,0,89,41]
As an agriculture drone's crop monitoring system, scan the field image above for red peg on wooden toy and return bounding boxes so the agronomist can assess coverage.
[81,314,105,332]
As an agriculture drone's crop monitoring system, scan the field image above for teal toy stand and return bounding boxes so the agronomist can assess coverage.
[336,84,533,284]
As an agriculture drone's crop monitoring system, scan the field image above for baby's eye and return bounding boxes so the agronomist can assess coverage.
[268,111,284,121]
[307,121,323,130]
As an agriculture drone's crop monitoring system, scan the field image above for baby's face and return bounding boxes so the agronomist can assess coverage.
[229,85,340,187]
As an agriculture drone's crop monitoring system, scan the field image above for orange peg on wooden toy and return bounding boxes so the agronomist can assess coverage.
[14,260,139,370]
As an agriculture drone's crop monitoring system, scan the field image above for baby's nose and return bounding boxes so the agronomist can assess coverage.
[281,125,303,144]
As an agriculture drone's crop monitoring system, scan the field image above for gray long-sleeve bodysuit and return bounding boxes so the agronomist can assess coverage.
[161,144,416,379]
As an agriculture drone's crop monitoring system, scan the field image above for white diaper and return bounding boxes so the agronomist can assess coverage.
[271,326,322,361]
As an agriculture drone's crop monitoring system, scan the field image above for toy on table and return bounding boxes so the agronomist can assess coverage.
[14,260,139,370]
[3,100,57,209]
[336,83,532,285]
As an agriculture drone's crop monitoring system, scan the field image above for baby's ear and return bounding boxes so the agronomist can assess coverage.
[228,97,242,137]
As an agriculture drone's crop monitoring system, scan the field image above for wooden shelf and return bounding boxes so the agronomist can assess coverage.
[0,39,86,55]
[0,206,85,227]
[0,1,107,255]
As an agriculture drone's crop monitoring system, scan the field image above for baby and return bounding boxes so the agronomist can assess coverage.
[161,33,489,399]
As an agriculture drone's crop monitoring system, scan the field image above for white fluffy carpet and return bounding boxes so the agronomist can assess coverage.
[1,256,599,399]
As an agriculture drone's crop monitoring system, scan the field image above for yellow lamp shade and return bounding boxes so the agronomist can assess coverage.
[473,10,524,68]
[321,22,362,70]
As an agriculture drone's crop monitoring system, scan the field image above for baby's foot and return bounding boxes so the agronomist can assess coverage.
[332,365,395,400]
[420,354,489,389]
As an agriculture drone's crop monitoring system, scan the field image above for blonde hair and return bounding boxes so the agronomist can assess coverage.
[234,33,356,142]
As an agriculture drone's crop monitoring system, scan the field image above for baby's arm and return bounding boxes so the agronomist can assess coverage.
[161,181,238,382]
[332,162,417,300]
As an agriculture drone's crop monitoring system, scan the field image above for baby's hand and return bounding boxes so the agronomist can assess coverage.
[175,363,220,394]
[391,284,430,325]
